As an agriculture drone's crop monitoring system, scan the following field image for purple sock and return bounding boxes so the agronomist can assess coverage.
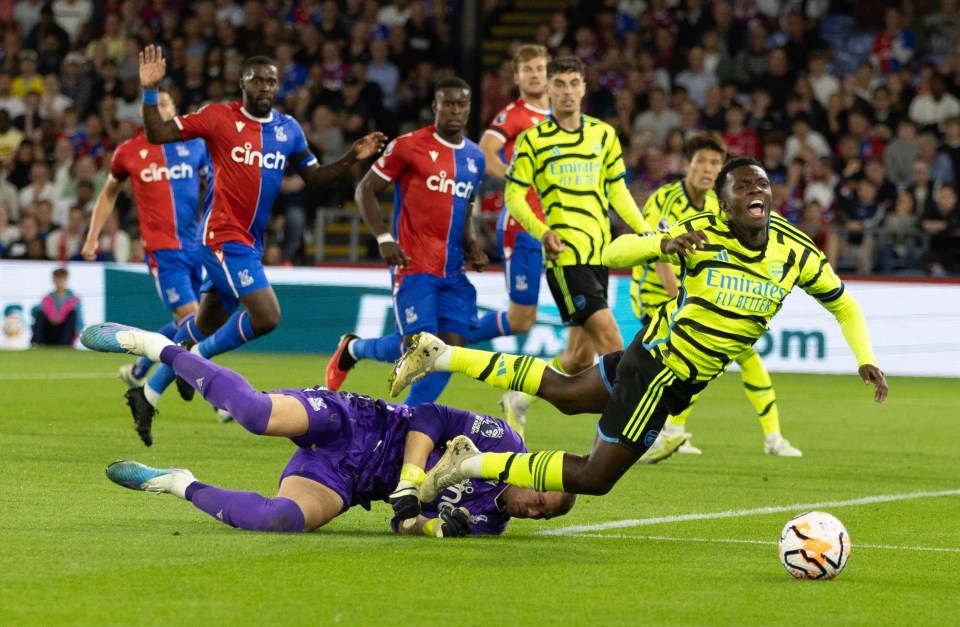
[185,483,305,532]
[160,346,272,435]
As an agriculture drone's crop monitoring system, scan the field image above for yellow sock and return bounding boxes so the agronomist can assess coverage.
[479,451,565,491]
[549,355,567,374]
[737,349,780,436]
[449,347,547,396]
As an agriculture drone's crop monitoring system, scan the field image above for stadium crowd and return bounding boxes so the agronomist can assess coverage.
[0,0,958,276]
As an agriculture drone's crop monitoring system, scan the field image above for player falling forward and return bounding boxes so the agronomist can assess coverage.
[82,323,574,535]
[325,77,487,407]
[390,158,887,502]
[82,89,211,391]
[126,45,386,446]
[632,133,800,461]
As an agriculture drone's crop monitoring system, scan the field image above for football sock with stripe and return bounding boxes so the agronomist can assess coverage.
[196,310,256,359]
[465,311,512,344]
[352,333,404,362]
[448,346,546,396]
[465,451,565,492]
[130,318,181,379]
[737,350,780,436]
[143,316,209,404]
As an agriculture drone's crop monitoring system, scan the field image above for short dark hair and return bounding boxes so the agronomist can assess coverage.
[434,76,471,96]
[715,157,764,198]
[547,56,585,78]
[242,56,277,75]
[685,133,726,161]
[53,268,68,279]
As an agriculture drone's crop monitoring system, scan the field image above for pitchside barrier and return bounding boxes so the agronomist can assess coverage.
[1,260,958,378]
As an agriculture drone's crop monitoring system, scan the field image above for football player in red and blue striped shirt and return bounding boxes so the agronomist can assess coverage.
[123,45,386,446]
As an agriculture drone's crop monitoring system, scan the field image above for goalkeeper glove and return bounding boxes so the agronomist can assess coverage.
[389,464,425,524]
[424,503,472,538]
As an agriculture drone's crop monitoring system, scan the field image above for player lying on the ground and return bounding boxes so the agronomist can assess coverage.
[81,323,574,535]
[388,158,888,503]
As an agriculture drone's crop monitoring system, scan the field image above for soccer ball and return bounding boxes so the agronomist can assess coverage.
[778,511,851,580]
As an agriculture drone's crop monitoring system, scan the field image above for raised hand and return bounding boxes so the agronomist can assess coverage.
[858,365,888,403]
[353,132,388,160]
[139,45,166,90]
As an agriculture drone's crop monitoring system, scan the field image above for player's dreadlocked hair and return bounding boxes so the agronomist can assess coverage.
[435,77,471,96]
[714,157,764,199]
[242,56,278,76]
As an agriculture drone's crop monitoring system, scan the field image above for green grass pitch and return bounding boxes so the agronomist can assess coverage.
[2,348,959,625]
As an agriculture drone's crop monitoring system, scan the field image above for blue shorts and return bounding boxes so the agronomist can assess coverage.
[146,248,203,311]
[496,229,543,306]
[199,241,270,313]
[393,272,478,337]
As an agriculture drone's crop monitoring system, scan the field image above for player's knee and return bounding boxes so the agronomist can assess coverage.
[507,308,536,334]
[249,312,280,336]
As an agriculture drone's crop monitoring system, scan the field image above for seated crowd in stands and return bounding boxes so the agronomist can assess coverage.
[1,0,959,277]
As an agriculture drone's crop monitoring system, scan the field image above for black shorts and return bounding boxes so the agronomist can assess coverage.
[597,334,708,455]
[546,264,609,326]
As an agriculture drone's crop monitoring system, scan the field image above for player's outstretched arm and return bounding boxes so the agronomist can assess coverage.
[138,45,184,144]
[354,169,409,267]
[82,177,124,260]
[299,132,387,188]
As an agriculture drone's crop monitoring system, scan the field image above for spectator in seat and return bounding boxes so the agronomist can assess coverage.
[31,267,83,347]
[919,184,960,276]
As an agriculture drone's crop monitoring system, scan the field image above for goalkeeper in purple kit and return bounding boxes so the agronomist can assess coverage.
[83,323,575,536]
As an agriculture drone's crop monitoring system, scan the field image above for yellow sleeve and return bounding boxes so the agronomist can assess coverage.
[819,290,878,367]
[608,177,652,235]
[601,233,665,268]
[505,177,549,241]
[504,130,550,241]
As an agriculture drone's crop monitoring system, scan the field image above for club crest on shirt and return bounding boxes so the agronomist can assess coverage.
[768,260,785,283]
[467,157,478,174]
[165,287,180,303]
[175,143,190,157]
[274,125,287,142]
[470,415,504,439]
[308,396,327,412]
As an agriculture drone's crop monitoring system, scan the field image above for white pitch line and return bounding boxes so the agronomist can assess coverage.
[0,373,118,380]
[538,488,960,536]
[575,534,960,554]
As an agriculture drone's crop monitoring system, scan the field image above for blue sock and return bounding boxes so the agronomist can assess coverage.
[403,371,451,407]
[145,315,207,397]
[465,311,512,344]
[131,317,187,379]
[197,311,256,359]
[352,333,404,363]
